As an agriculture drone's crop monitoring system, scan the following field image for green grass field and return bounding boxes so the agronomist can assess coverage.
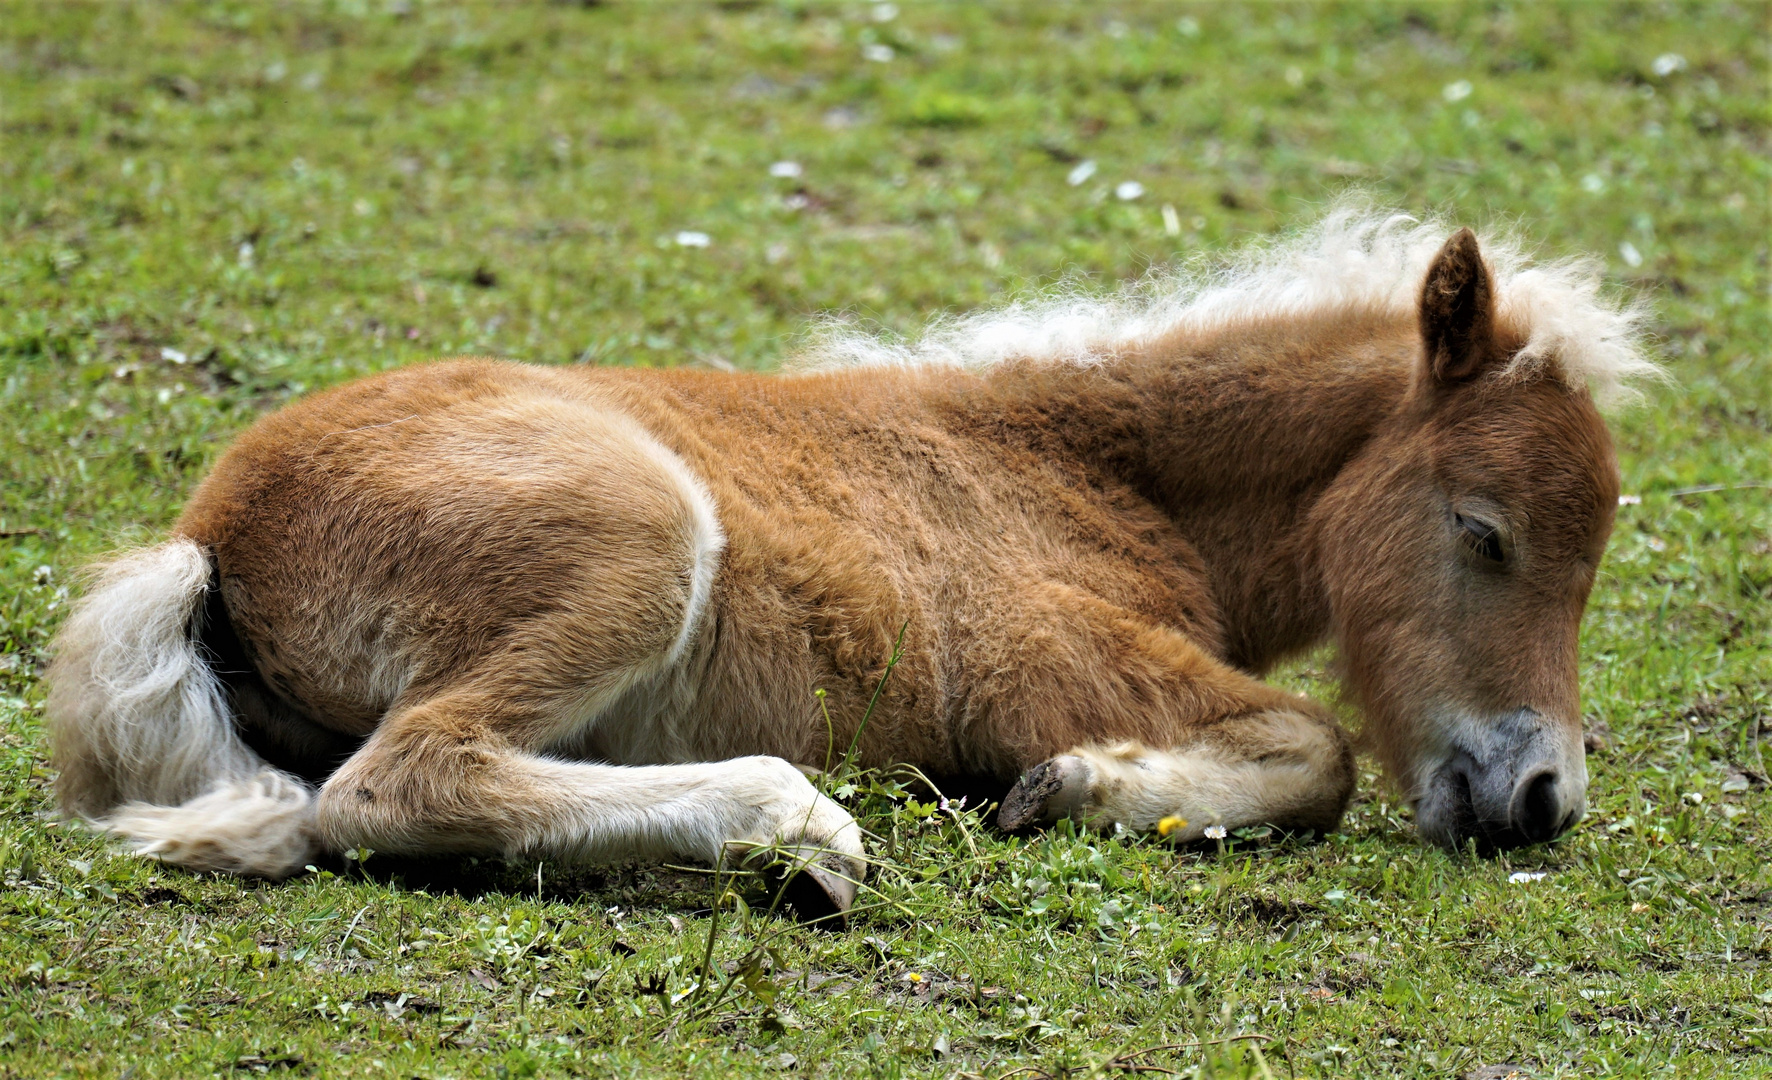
[2,3,1768,1077]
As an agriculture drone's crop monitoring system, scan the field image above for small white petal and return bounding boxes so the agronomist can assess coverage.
[871,2,897,21]
[1619,241,1643,268]
[160,347,188,364]
[1442,80,1472,102]
[1114,180,1145,201]
[769,160,803,179]
[1507,871,1547,884]
[1066,159,1097,186]
[674,231,711,248]
[862,43,894,63]
[1618,494,1641,506]
[1652,53,1686,77]
[1581,173,1606,194]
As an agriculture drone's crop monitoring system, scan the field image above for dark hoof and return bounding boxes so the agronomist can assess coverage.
[777,860,856,926]
[998,759,1068,832]
[751,845,857,927]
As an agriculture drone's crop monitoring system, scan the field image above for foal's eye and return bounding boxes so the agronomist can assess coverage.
[1455,513,1506,563]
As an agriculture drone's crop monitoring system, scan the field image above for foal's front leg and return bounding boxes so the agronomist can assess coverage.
[998,707,1355,841]
[316,692,866,916]
[985,594,1356,839]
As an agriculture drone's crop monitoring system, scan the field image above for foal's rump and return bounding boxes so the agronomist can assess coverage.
[187,361,724,743]
[47,361,731,875]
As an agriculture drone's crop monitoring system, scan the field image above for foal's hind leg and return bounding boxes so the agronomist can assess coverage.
[315,687,866,915]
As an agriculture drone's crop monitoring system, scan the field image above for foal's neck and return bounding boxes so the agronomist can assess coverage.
[991,310,1416,672]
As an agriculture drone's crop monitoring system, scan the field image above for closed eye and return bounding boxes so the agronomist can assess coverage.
[1456,512,1506,563]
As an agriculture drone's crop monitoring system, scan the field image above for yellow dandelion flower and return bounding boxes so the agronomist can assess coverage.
[1157,816,1187,837]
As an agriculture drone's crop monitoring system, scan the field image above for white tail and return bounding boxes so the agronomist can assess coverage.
[45,538,320,878]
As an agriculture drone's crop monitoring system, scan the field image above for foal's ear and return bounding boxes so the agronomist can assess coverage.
[1418,227,1499,384]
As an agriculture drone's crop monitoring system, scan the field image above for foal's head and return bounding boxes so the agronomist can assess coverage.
[1315,229,1621,851]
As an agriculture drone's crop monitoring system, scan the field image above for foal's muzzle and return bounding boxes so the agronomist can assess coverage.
[1414,709,1587,852]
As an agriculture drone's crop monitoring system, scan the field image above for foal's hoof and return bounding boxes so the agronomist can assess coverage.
[997,755,1093,832]
[780,860,857,925]
[759,847,858,927]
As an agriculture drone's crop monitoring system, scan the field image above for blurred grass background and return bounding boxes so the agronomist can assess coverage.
[0,3,1767,1078]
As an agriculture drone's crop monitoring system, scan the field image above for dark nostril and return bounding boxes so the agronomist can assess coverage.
[1513,770,1561,844]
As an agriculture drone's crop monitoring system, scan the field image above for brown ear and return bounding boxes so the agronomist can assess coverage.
[1419,227,1498,383]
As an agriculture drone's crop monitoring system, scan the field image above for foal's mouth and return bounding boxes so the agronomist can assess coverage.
[1437,767,1484,846]
[1414,767,1505,854]
[1415,742,1584,854]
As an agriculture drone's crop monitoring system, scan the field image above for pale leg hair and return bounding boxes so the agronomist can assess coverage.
[1001,708,1354,840]
[316,697,865,897]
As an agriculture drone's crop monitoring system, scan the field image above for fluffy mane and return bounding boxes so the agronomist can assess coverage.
[802,202,1660,408]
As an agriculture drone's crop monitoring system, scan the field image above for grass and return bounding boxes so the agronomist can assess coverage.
[1,3,1768,1077]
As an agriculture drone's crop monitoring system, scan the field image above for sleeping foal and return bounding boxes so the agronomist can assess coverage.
[46,212,1653,914]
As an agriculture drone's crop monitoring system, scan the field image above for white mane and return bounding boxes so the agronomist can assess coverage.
[802,201,1660,408]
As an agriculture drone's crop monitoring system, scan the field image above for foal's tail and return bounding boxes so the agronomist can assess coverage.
[45,538,320,878]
